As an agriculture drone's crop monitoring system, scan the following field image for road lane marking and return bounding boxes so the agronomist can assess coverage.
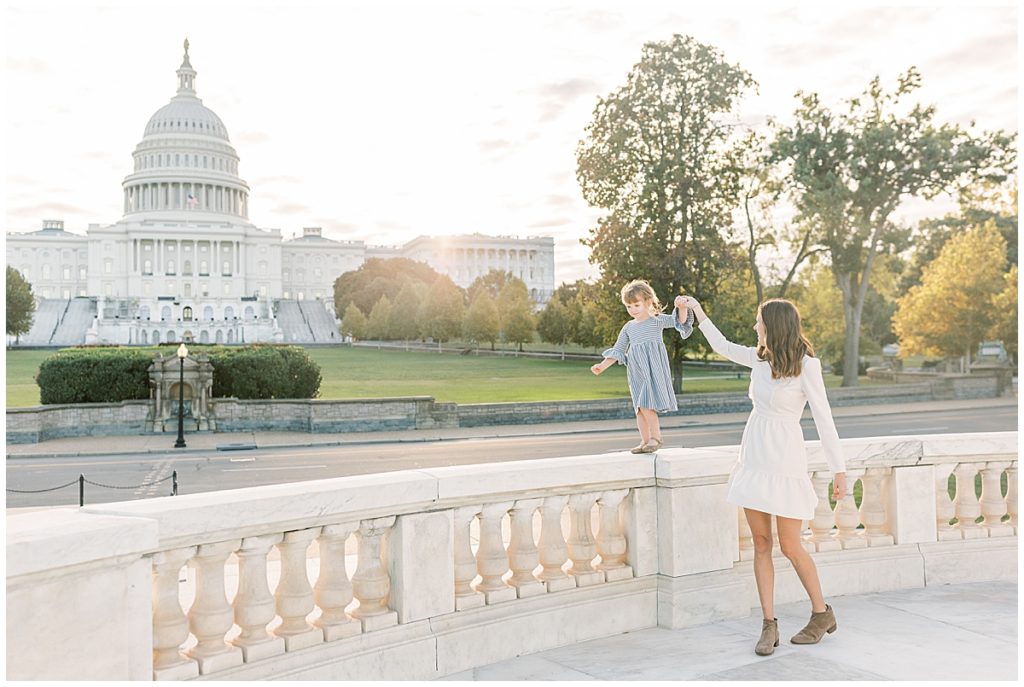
[229,457,257,462]
[221,465,327,472]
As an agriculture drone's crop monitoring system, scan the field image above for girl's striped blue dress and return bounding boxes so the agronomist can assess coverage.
[603,307,694,412]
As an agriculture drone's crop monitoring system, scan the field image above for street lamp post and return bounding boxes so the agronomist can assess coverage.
[174,342,188,448]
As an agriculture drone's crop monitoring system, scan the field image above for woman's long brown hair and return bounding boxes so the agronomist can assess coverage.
[756,299,815,379]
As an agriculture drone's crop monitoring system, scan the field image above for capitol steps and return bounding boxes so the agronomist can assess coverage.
[49,298,96,345]
[16,299,66,345]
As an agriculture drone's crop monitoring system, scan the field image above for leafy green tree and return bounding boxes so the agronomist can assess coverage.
[989,264,1018,361]
[468,270,516,303]
[367,295,393,340]
[388,282,425,342]
[892,222,1008,368]
[463,291,500,349]
[497,279,536,351]
[333,258,444,317]
[577,34,756,391]
[6,266,34,343]
[419,277,465,346]
[771,68,1016,385]
[339,302,367,340]
[537,297,571,349]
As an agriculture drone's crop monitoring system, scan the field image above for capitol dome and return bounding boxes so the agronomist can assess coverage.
[121,39,250,221]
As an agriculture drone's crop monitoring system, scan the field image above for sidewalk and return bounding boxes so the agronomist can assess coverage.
[6,397,1016,460]
[439,580,1017,681]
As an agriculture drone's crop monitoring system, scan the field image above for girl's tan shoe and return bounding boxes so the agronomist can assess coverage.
[755,618,779,656]
[790,604,837,644]
[630,442,648,454]
[639,437,663,453]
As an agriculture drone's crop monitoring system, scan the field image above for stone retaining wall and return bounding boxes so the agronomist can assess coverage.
[4,375,1008,443]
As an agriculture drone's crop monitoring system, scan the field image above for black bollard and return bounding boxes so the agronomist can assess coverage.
[79,474,85,507]
[172,470,178,496]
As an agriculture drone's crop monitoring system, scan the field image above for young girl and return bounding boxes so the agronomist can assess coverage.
[591,280,694,453]
[678,294,847,657]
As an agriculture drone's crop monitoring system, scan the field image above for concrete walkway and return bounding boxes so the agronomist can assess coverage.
[6,397,1017,460]
[439,580,1018,681]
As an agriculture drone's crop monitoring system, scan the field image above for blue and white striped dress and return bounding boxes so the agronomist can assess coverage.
[603,307,695,412]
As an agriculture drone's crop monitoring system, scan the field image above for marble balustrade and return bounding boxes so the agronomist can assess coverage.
[6,432,1017,681]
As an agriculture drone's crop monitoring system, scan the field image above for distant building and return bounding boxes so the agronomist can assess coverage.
[5,41,555,346]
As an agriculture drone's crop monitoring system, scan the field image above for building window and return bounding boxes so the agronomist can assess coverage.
[183,306,193,321]
[222,261,231,276]
[184,283,192,297]
[62,266,71,280]
[224,306,234,319]
[223,283,231,295]
[167,260,175,275]
[314,268,322,279]
[200,283,208,297]
[183,260,192,276]
[62,288,71,299]
[259,285,268,297]
[103,259,112,274]
[199,261,208,275]
[167,281,175,293]
[283,291,291,299]
[79,266,87,279]
[42,264,51,279]
[143,282,152,296]
[104,283,112,296]
[143,260,152,275]
[282,269,290,281]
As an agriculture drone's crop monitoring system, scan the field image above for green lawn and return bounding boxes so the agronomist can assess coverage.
[5,346,882,408]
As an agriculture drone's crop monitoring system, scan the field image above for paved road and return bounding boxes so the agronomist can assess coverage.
[6,404,1016,508]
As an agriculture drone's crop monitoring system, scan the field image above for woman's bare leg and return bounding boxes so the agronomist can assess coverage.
[776,516,827,613]
[744,508,775,619]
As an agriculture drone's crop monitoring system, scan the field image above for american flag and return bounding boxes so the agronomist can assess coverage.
[187,193,198,209]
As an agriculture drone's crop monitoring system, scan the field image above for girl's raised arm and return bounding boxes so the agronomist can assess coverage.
[657,306,694,339]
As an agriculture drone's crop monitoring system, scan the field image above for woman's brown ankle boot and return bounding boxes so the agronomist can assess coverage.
[790,604,837,644]
[755,618,779,655]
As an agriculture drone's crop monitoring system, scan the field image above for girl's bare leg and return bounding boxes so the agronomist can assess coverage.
[744,508,775,619]
[776,516,827,613]
[635,409,651,444]
[643,409,662,441]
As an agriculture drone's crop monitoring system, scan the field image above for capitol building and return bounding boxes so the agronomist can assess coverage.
[6,41,555,346]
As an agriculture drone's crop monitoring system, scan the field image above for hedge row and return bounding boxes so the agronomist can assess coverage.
[36,345,322,405]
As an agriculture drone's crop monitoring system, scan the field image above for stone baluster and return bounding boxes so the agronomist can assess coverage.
[507,499,545,598]
[537,495,574,592]
[953,463,985,539]
[351,516,399,631]
[858,468,894,546]
[567,492,604,586]
[273,527,322,651]
[806,472,841,552]
[453,505,484,610]
[315,522,362,641]
[1006,465,1018,534]
[833,470,866,549]
[231,534,285,662]
[935,463,959,541]
[737,507,754,561]
[980,462,1013,537]
[596,489,633,581]
[152,546,199,680]
[186,540,243,674]
[474,501,517,604]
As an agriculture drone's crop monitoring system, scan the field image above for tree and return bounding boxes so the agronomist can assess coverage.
[6,266,34,343]
[988,265,1018,362]
[771,67,1016,385]
[339,302,367,341]
[388,282,425,342]
[570,281,606,350]
[497,279,536,351]
[892,222,1008,369]
[463,291,500,349]
[419,277,465,346]
[537,297,571,350]
[367,295,393,340]
[577,34,756,392]
[333,257,444,317]
[467,270,516,303]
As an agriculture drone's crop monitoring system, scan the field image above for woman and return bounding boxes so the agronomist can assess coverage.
[677,295,847,656]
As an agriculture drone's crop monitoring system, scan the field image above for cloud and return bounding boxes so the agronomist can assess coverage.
[528,216,574,229]
[923,31,1017,74]
[479,138,512,153]
[6,56,48,73]
[81,151,115,161]
[536,77,601,122]
[11,202,95,217]
[252,174,302,185]
[236,131,271,144]
[544,194,578,209]
[272,202,311,215]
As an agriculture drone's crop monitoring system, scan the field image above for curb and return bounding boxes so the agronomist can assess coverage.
[7,398,1016,461]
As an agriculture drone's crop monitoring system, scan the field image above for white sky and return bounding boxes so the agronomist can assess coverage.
[4,0,1018,285]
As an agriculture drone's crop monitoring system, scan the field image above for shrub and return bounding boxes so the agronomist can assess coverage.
[36,345,322,404]
[36,348,153,404]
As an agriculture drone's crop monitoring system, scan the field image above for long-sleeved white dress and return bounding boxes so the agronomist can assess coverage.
[698,318,845,520]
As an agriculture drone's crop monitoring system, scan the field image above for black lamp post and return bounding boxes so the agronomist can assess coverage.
[174,342,188,448]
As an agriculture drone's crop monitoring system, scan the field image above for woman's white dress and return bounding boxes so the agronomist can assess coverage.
[698,318,845,520]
